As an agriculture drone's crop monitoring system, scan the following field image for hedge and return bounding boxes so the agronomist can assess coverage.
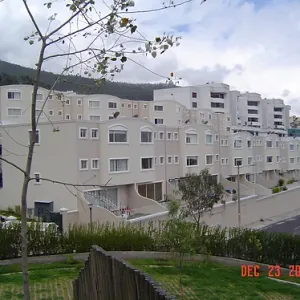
[1,221,300,267]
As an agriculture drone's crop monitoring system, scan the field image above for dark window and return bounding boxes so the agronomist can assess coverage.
[192,92,197,98]
[211,102,224,108]
[211,93,225,99]
[192,102,197,108]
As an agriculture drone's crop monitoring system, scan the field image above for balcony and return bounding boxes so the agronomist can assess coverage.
[275,125,285,129]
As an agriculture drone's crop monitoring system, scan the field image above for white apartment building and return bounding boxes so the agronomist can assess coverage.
[0,83,298,228]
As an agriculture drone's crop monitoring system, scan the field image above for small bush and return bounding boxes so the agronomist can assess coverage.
[14,205,21,216]
[287,179,295,184]
[282,186,288,191]
[278,179,285,186]
[272,186,280,194]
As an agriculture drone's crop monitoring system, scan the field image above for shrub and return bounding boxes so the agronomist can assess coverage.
[2,222,300,268]
[272,187,280,194]
[278,179,285,186]
[282,186,288,191]
[287,179,295,185]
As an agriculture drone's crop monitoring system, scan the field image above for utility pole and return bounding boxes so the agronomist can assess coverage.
[88,203,93,231]
[237,162,241,228]
[164,125,167,201]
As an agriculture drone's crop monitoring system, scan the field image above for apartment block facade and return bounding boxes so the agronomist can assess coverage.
[0,83,297,227]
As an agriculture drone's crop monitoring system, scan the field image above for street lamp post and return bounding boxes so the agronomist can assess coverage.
[237,162,241,229]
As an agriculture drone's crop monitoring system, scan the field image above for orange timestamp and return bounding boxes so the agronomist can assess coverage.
[241,264,300,277]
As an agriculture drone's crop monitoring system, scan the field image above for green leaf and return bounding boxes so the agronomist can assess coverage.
[121,57,127,63]
[130,25,137,34]
[29,40,34,45]
[155,37,161,43]
[111,58,117,61]
[151,51,157,58]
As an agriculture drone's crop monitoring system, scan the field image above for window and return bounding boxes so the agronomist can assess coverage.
[226,127,230,132]
[154,105,163,111]
[154,132,157,140]
[28,129,40,145]
[215,134,219,142]
[225,139,228,146]
[35,110,43,118]
[77,99,82,106]
[91,159,99,170]
[110,158,129,172]
[209,114,212,120]
[33,173,41,184]
[277,156,280,163]
[121,103,125,108]
[192,102,197,108]
[109,127,127,143]
[234,158,243,166]
[205,132,213,144]
[79,128,88,139]
[167,156,172,164]
[108,102,117,109]
[128,104,132,109]
[252,140,255,147]
[266,156,273,163]
[173,132,178,140]
[64,114,70,120]
[247,157,252,165]
[159,132,164,140]
[154,157,157,165]
[109,116,114,120]
[234,139,242,149]
[290,144,295,151]
[89,100,100,108]
[221,139,224,146]
[211,92,225,99]
[256,155,260,161]
[247,140,252,148]
[298,157,300,163]
[206,155,213,165]
[65,99,70,105]
[187,156,198,166]
[167,132,172,140]
[49,110,54,116]
[79,159,88,170]
[174,155,179,164]
[36,93,43,101]
[58,110,62,116]
[227,117,231,122]
[7,108,21,116]
[90,128,99,139]
[266,140,273,148]
[77,114,82,120]
[290,157,295,164]
[159,156,164,165]
[215,154,219,161]
[141,158,154,170]
[192,92,197,98]
[48,95,53,100]
[133,104,138,109]
[89,115,100,121]
[176,105,180,113]
[186,131,198,144]
[141,128,153,143]
[155,118,164,124]
[8,91,21,100]
[221,158,226,165]
[143,104,148,109]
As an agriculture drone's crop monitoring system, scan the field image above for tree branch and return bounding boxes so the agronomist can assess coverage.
[22,0,44,40]
[0,157,26,176]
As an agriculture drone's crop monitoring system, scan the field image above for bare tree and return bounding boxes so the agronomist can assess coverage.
[178,169,224,231]
[0,0,209,298]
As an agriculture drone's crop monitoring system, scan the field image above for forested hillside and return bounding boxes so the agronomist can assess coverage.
[0,60,175,100]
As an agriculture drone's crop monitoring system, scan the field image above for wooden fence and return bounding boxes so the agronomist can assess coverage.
[73,245,176,300]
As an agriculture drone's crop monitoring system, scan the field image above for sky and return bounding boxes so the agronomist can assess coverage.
[1,0,300,114]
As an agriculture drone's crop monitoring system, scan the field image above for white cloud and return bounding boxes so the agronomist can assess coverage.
[1,0,300,113]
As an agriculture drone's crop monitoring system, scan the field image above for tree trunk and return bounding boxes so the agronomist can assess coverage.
[21,43,46,300]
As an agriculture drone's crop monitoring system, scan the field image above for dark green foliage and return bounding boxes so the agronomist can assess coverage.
[272,186,280,193]
[2,222,300,268]
[0,60,176,100]
[278,179,285,186]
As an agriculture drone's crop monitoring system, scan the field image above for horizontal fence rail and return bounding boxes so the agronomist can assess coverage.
[73,245,175,300]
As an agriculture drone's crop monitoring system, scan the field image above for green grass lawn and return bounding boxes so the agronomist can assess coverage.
[0,259,83,300]
[1,258,300,300]
[128,259,300,300]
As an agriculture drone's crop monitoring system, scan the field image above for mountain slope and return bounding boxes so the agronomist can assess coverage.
[0,60,175,100]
